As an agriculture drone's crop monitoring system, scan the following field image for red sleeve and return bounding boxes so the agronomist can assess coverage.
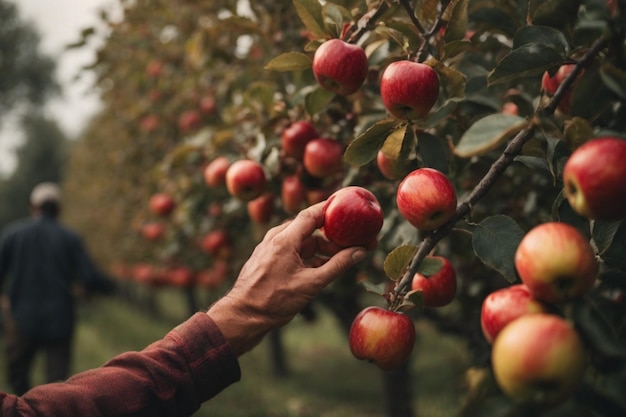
[0,312,241,417]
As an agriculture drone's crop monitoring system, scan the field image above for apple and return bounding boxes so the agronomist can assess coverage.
[501,102,519,116]
[149,192,176,216]
[376,150,412,180]
[247,192,275,224]
[411,256,457,307]
[165,266,195,287]
[177,110,202,132]
[204,156,231,188]
[281,120,319,160]
[200,229,232,259]
[396,168,457,231]
[281,175,307,214]
[562,136,626,221]
[514,222,598,304]
[225,159,268,201]
[541,64,579,114]
[312,38,369,96]
[199,95,216,114]
[140,222,165,241]
[349,306,416,371]
[492,314,587,407]
[196,260,230,289]
[145,60,163,78]
[139,114,160,133]
[322,186,383,248]
[303,138,344,178]
[480,284,551,344]
[380,61,439,120]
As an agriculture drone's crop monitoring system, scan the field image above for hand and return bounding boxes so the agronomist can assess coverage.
[207,202,367,356]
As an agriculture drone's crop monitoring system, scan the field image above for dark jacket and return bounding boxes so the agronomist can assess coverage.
[0,214,116,341]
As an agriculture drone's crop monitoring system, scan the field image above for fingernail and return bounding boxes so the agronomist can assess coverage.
[352,249,366,262]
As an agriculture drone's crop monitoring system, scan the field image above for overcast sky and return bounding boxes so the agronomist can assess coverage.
[0,0,120,174]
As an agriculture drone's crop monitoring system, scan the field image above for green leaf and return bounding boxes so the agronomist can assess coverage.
[512,25,569,56]
[344,119,401,166]
[417,132,450,174]
[304,86,334,116]
[600,63,626,100]
[265,52,312,72]
[293,0,328,38]
[488,43,565,85]
[360,280,387,296]
[472,215,525,283]
[322,3,352,38]
[415,0,440,32]
[420,99,459,129]
[417,256,444,277]
[454,114,527,158]
[426,58,466,101]
[443,0,469,42]
[597,221,626,269]
[592,220,623,256]
[384,244,418,281]
[529,0,582,30]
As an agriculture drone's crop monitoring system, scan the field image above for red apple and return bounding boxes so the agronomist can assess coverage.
[411,256,457,307]
[199,96,217,114]
[480,284,551,344]
[303,138,344,178]
[165,266,195,287]
[247,192,275,224]
[281,175,307,214]
[376,150,412,180]
[140,222,165,241]
[312,39,369,96]
[492,314,587,406]
[200,229,232,259]
[322,186,383,248]
[501,102,519,116]
[514,222,598,304]
[281,120,319,160]
[563,136,626,221]
[541,64,579,114]
[139,114,160,133]
[177,110,202,132]
[396,168,457,231]
[380,61,440,120]
[349,306,416,371]
[149,192,176,216]
[225,159,268,201]
[204,156,231,188]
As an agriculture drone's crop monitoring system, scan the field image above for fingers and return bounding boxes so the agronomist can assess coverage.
[280,202,325,245]
[310,247,367,288]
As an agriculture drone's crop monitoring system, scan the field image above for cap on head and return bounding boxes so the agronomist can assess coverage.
[30,182,62,207]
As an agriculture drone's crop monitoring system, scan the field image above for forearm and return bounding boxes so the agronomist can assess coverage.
[0,313,241,417]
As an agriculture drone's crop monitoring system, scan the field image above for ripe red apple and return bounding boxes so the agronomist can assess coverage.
[349,306,416,371]
[380,61,440,120]
[322,186,383,248]
[177,110,202,132]
[247,192,275,224]
[303,138,344,178]
[204,156,231,188]
[312,38,369,96]
[376,150,412,180]
[480,284,551,344]
[411,256,457,307]
[396,168,457,231]
[514,222,598,304]
[200,229,232,259]
[563,136,626,221]
[139,114,160,133]
[281,175,306,214]
[165,266,195,287]
[281,120,319,160]
[149,192,176,216]
[541,64,579,114]
[140,222,165,241]
[492,314,587,407]
[501,102,519,116]
[225,159,268,201]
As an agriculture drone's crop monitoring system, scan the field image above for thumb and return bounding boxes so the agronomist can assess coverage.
[314,247,367,287]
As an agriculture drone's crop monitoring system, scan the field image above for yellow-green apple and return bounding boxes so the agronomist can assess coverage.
[303,138,344,178]
[281,175,306,214]
[177,109,202,132]
[349,306,416,371]
[492,314,587,407]
[312,38,369,96]
[149,192,176,216]
[225,159,268,201]
[322,186,383,248]
[140,222,165,241]
[376,150,412,180]
[380,61,440,120]
[514,222,598,304]
[541,64,579,114]
[396,168,457,231]
[411,255,457,307]
[281,120,319,160]
[247,192,275,224]
[480,284,551,344]
[204,156,230,188]
[563,136,626,221]
[200,229,233,259]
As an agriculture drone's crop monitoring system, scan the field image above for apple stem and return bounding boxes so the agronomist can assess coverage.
[390,34,612,310]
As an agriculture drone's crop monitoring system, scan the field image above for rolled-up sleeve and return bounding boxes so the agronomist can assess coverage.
[0,313,241,417]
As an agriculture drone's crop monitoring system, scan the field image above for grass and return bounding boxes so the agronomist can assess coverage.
[0,287,471,416]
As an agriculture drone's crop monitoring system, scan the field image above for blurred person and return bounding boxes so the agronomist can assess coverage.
[0,200,367,416]
[0,182,117,395]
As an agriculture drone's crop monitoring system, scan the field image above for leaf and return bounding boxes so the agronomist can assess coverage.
[380,125,409,158]
[417,256,444,277]
[415,0,440,31]
[417,132,450,174]
[600,63,626,100]
[360,280,387,296]
[488,43,565,85]
[512,25,569,56]
[592,220,623,256]
[322,3,352,38]
[265,52,312,72]
[472,215,525,283]
[293,0,327,38]
[344,119,401,166]
[426,58,466,101]
[384,245,418,281]
[443,0,469,42]
[304,86,334,116]
[597,221,626,269]
[454,114,527,158]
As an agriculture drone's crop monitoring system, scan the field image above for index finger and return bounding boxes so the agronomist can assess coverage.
[280,202,326,246]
